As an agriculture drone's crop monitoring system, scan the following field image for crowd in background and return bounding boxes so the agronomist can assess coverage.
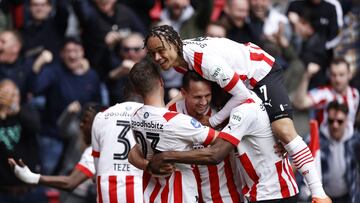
[0,0,359,202]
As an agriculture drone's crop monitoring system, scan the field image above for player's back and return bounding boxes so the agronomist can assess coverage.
[131,105,214,203]
[221,94,299,201]
[92,101,143,203]
[169,100,242,203]
[182,37,274,85]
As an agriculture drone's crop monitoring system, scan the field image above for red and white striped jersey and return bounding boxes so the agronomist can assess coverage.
[219,93,299,202]
[181,37,275,126]
[169,100,242,203]
[308,85,359,126]
[91,102,144,203]
[131,105,215,203]
[75,146,95,178]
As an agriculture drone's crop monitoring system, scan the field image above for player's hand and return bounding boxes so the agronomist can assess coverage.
[307,63,321,77]
[274,141,287,157]
[8,158,40,184]
[197,115,211,127]
[312,196,332,203]
[147,153,175,175]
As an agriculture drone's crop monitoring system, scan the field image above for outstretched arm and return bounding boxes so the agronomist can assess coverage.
[148,138,234,175]
[9,158,90,191]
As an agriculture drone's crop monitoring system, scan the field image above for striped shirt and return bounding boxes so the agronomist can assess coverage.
[92,102,144,203]
[131,105,215,203]
[169,100,242,203]
[220,93,299,201]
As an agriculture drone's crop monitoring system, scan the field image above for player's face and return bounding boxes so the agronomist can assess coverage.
[182,80,212,117]
[329,62,350,93]
[327,109,347,141]
[30,0,52,21]
[146,36,178,70]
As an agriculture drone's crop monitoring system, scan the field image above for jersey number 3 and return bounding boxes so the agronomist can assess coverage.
[113,120,131,160]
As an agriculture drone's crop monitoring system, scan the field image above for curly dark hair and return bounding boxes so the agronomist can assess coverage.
[144,25,183,57]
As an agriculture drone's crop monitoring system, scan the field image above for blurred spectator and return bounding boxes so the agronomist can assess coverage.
[22,0,69,57]
[72,0,147,79]
[0,30,34,102]
[293,58,359,129]
[108,32,147,105]
[0,79,47,203]
[119,0,155,29]
[248,0,291,46]
[205,21,227,38]
[287,0,340,51]
[218,0,257,43]
[10,102,105,203]
[31,37,101,175]
[0,0,14,31]
[334,2,360,78]
[291,9,330,88]
[298,101,360,203]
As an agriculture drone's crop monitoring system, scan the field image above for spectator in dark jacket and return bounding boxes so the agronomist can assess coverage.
[31,37,101,175]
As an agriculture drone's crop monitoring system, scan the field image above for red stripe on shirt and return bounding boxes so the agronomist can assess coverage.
[109,176,118,203]
[242,185,249,195]
[208,165,222,203]
[283,159,297,194]
[161,176,170,203]
[126,176,135,203]
[194,52,203,76]
[239,153,259,202]
[75,163,94,178]
[168,103,177,111]
[275,161,290,198]
[239,74,247,81]
[143,171,151,192]
[150,178,161,203]
[223,72,240,92]
[241,98,255,105]
[218,132,240,146]
[97,176,103,203]
[224,156,241,203]
[249,78,258,87]
[174,66,188,74]
[174,171,183,203]
[292,147,309,160]
[163,112,179,121]
[249,52,274,67]
[192,166,204,203]
[92,150,100,157]
[203,128,215,146]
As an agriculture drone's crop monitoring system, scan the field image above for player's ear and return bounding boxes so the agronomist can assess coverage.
[180,87,186,97]
[160,77,165,87]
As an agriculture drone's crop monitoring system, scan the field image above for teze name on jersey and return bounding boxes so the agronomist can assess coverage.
[183,37,208,48]
[131,120,164,130]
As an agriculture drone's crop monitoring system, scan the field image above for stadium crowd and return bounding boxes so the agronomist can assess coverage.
[0,0,359,202]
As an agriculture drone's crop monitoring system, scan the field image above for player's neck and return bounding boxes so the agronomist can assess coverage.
[176,57,189,69]
[144,92,165,108]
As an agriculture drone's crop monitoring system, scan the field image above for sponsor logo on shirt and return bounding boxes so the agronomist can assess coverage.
[212,67,221,78]
[105,111,132,119]
[190,118,201,128]
[232,114,242,122]
[131,120,164,130]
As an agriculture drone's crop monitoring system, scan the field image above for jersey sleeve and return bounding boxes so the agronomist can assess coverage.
[191,52,251,127]
[75,147,95,178]
[156,114,216,151]
[219,105,255,146]
[91,113,102,169]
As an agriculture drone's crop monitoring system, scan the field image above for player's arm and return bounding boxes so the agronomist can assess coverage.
[293,63,319,110]
[148,137,234,175]
[8,158,90,191]
[205,63,250,127]
[128,144,149,171]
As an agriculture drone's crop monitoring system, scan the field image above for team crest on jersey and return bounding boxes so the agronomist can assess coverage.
[144,112,149,119]
[190,118,201,128]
